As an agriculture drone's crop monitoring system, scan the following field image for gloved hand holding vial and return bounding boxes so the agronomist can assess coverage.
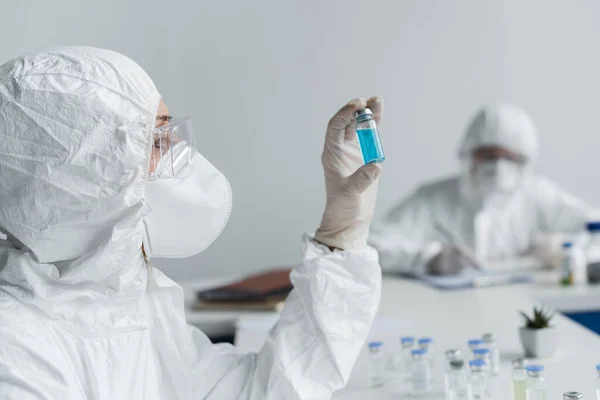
[315,96,385,250]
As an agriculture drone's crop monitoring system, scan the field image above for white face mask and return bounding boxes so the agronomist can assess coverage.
[142,150,232,258]
[471,159,523,205]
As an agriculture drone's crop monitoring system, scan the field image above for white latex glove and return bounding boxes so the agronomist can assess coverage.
[531,233,564,269]
[314,97,383,250]
[426,246,472,276]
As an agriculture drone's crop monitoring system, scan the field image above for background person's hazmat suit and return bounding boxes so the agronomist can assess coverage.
[370,103,594,275]
[0,47,382,399]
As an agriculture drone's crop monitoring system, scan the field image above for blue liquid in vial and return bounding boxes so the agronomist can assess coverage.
[356,128,385,164]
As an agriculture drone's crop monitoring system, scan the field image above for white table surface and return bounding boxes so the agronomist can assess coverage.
[183,273,600,399]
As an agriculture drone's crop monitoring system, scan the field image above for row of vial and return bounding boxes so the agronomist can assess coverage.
[445,336,499,400]
[367,333,500,398]
[368,334,600,399]
[512,359,600,400]
[560,221,600,286]
[511,361,600,400]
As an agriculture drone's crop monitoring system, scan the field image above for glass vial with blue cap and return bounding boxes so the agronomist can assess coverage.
[469,359,490,399]
[561,241,575,286]
[525,365,546,400]
[401,336,415,374]
[389,336,415,381]
[411,349,432,395]
[586,221,600,283]
[482,333,500,376]
[367,341,385,387]
[354,108,385,164]
[418,337,435,370]
[473,348,491,375]
[386,336,415,394]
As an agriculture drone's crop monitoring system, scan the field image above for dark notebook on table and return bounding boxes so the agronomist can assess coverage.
[194,268,293,311]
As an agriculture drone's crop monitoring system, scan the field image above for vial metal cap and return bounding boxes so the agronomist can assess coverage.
[354,108,373,122]
[482,333,495,342]
[563,392,583,399]
[450,360,465,370]
[354,108,372,118]
[445,349,461,359]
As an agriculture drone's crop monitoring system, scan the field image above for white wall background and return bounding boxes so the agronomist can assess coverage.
[2,0,600,281]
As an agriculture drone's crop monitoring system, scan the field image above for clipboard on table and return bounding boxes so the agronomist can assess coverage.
[411,268,533,290]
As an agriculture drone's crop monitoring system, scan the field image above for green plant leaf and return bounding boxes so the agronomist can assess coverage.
[520,311,535,328]
[520,306,553,329]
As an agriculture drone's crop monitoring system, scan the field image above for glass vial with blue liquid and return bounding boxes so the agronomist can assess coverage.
[354,108,385,164]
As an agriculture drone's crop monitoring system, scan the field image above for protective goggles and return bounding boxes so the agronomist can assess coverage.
[149,117,197,179]
[472,147,527,165]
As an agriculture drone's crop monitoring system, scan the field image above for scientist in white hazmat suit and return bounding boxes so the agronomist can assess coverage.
[370,103,594,275]
[0,47,383,399]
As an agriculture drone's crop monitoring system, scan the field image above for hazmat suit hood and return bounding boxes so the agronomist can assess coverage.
[458,103,539,162]
[0,47,161,302]
[457,103,539,209]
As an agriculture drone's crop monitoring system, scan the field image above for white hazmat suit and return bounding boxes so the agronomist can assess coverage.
[0,47,382,399]
[370,103,593,274]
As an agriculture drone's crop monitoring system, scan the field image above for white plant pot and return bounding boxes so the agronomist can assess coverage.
[519,327,558,358]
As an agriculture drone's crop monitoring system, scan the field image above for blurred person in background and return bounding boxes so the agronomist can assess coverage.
[370,103,595,275]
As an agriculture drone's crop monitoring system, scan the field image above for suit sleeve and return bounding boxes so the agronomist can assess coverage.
[188,235,382,400]
[369,187,443,274]
[535,177,597,233]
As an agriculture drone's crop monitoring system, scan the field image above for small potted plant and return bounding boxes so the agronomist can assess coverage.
[519,306,558,358]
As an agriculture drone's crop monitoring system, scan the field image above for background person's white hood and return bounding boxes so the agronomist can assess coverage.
[0,47,161,304]
[458,102,539,161]
[458,103,539,208]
